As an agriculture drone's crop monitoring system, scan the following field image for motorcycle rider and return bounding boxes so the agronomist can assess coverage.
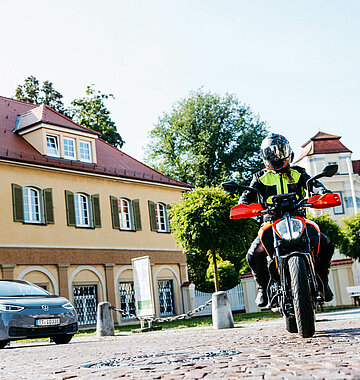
[240,133,334,307]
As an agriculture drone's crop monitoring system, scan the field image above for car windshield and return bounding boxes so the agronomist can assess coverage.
[0,281,50,297]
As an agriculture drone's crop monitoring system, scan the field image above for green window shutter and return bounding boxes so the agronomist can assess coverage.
[166,203,171,233]
[110,196,120,229]
[148,200,158,231]
[11,183,24,222]
[65,190,76,226]
[43,188,54,224]
[91,194,102,228]
[132,199,142,231]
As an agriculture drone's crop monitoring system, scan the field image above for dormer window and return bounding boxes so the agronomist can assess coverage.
[80,141,91,162]
[64,137,76,160]
[15,104,99,164]
[46,135,59,157]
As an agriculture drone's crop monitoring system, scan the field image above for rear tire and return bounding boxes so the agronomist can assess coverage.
[285,315,298,333]
[0,340,8,349]
[288,256,315,338]
[52,334,74,345]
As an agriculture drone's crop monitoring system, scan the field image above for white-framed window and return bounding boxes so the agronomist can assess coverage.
[79,141,92,162]
[333,192,345,215]
[22,187,42,223]
[155,202,169,232]
[64,137,76,160]
[74,193,91,227]
[118,198,133,230]
[46,135,59,157]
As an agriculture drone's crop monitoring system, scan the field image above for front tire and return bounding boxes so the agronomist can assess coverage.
[0,340,8,349]
[52,334,74,345]
[288,256,315,338]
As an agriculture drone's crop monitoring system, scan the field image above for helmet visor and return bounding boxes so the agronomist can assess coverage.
[262,141,291,162]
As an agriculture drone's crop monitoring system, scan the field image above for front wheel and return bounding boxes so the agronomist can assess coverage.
[288,256,315,338]
[0,340,8,349]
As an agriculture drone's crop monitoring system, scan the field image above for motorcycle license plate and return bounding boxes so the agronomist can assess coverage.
[35,318,61,326]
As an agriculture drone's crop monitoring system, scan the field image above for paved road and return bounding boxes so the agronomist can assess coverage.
[1,309,360,379]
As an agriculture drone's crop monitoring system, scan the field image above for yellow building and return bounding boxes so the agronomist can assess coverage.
[0,96,192,326]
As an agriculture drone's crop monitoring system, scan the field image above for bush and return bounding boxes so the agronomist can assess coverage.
[206,259,239,291]
[341,213,360,260]
[308,213,343,248]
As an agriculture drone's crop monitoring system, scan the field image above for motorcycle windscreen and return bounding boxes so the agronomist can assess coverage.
[230,203,263,219]
[308,193,342,209]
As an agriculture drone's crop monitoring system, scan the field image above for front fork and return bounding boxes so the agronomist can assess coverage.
[267,249,322,317]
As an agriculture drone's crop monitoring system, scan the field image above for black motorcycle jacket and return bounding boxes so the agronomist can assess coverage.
[239,165,329,205]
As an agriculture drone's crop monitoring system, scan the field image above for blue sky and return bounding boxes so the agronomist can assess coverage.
[1,0,360,163]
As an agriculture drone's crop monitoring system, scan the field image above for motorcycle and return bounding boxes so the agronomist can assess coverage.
[222,164,342,338]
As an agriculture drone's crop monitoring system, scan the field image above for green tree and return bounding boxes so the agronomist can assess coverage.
[169,186,258,291]
[15,75,67,115]
[15,75,40,104]
[206,258,239,291]
[70,85,124,148]
[145,89,267,187]
[309,213,343,248]
[41,80,67,115]
[341,213,360,260]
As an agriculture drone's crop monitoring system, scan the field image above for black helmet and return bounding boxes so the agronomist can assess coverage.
[261,133,293,172]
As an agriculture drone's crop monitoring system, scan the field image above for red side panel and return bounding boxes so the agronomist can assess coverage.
[230,203,263,219]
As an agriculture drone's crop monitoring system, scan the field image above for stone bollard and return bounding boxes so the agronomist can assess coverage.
[212,291,234,329]
[96,302,115,337]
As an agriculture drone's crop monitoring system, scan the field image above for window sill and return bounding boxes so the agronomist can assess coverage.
[22,221,47,226]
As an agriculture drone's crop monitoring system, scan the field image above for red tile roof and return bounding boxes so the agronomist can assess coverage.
[0,96,192,188]
[296,131,352,162]
[15,103,100,136]
[353,160,360,175]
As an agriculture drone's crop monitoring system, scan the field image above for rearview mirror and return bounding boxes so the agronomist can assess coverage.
[321,164,338,178]
[306,164,338,194]
[222,181,257,194]
[222,181,263,203]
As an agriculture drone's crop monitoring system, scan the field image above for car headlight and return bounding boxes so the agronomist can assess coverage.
[275,218,304,241]
[0,305,25,312]
[61,302,75,310]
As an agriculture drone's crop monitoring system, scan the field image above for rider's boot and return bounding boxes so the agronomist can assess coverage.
[255,285,268,307]
[316,234,334,302]
[319,268,333,302]
[253,272,270,307]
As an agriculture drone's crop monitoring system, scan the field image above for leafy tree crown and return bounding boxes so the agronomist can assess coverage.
[145,89,267,187]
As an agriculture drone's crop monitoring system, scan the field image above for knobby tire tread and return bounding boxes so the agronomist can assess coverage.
[289,256,315,338]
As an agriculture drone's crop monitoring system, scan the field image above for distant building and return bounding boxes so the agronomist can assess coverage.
[296,131,360,304]
[0,96,192,326]
[295,131,360,221]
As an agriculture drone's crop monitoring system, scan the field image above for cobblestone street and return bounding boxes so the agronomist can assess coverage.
[1,308,360,379]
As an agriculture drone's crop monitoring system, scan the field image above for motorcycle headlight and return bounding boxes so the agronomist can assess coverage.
[61,302,75,310]
[0,304,25,312]
[275,218,304,241]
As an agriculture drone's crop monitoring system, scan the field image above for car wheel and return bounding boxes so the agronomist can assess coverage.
[52,334,74,345]
[0,340,9,349]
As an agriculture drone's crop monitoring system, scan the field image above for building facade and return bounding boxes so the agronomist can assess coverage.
[0,96,192,326]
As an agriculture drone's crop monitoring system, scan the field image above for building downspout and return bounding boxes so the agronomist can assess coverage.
[346,157,358,214]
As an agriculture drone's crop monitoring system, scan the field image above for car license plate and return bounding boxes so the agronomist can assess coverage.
[35,318,61,326]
